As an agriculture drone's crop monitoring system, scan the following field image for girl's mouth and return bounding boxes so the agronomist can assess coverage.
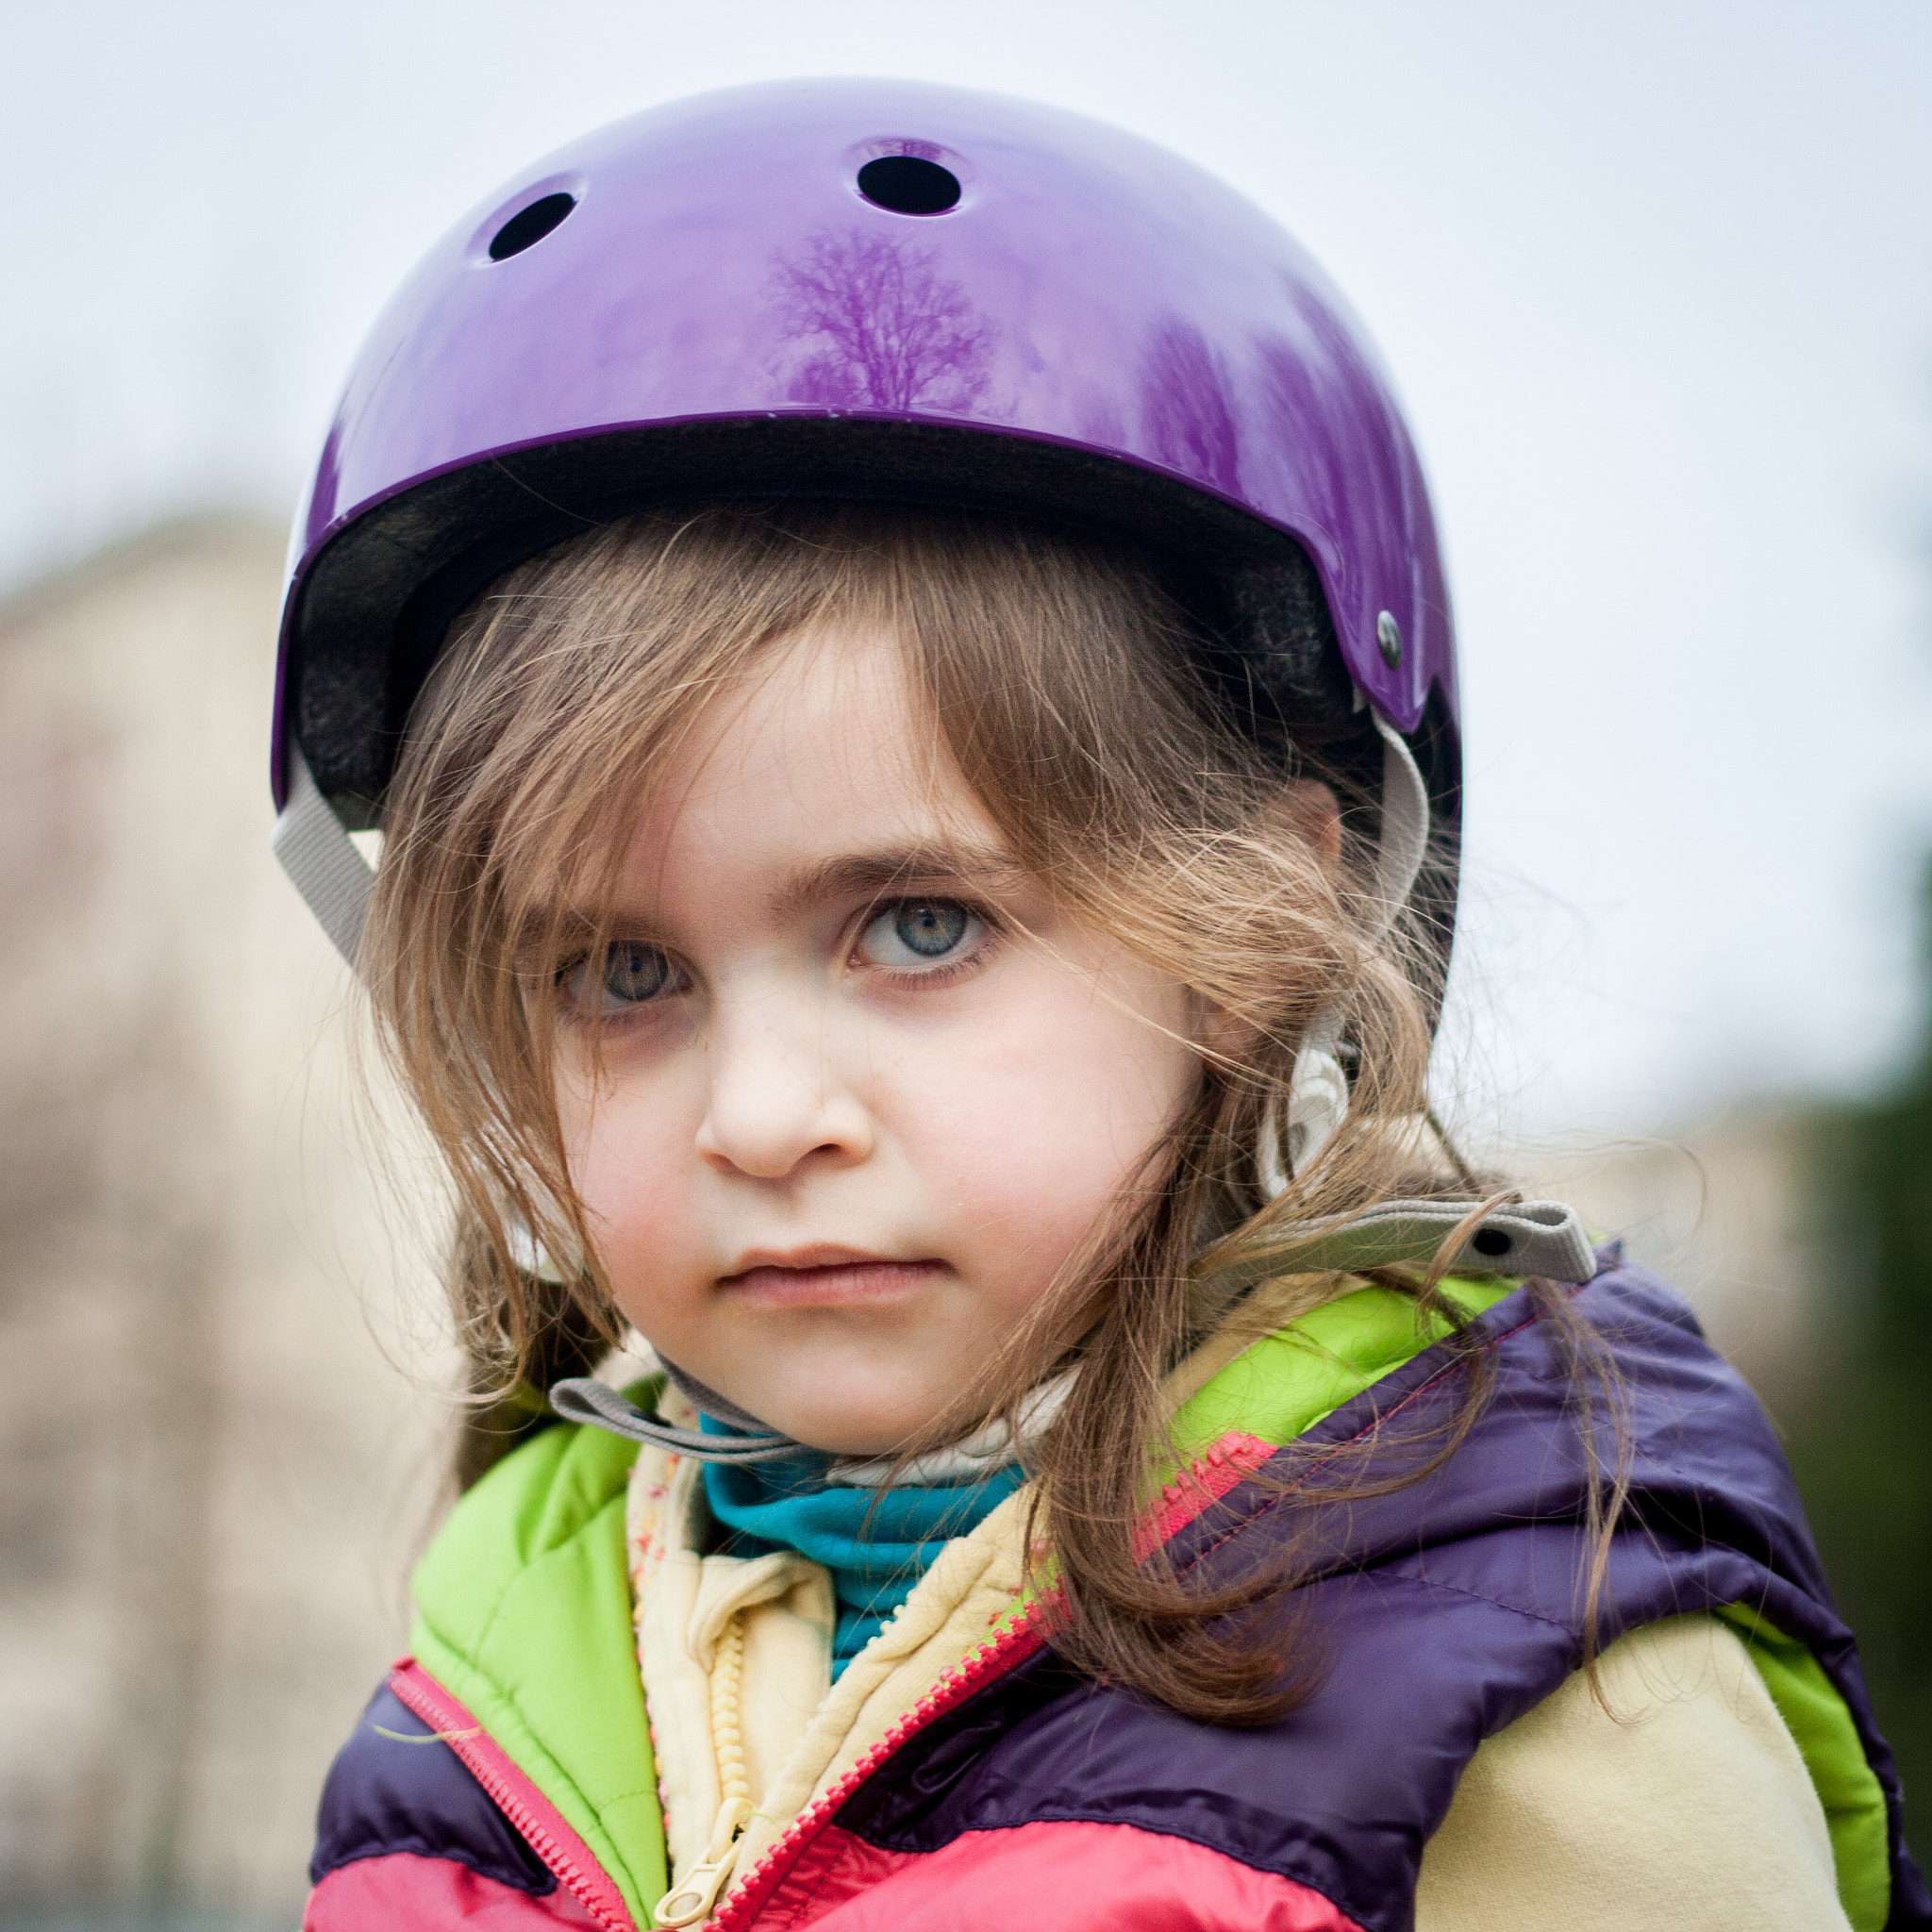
[717,1250,948,1308]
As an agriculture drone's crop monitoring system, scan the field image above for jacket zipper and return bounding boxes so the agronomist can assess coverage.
[654,1794,750,1928]
[703,1427,1271,1929]
[654,1611,753,1926]
[389,1659,640,1932]
[706,1612,1048,1932]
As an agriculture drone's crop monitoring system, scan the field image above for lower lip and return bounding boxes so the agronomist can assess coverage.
[719,1260,947,1308]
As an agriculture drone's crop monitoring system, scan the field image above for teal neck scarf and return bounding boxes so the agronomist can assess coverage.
[700,1428,1023,1676]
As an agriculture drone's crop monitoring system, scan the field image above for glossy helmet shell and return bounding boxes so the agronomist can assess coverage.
[274,78,1458,951]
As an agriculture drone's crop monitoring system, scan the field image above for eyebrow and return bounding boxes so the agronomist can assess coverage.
[525,842,1031,950]
[771,843,1028,920]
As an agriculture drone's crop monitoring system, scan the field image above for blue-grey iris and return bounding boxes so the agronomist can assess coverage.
[895,901,968,958]
[603,941,672,1003]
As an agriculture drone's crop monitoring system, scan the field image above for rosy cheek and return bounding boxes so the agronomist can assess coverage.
[886,1001,1182,1291]
[563,1088,689,1262]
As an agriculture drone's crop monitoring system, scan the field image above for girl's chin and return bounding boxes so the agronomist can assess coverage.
[770,1414,946,1459]
[739,1385,959,1459]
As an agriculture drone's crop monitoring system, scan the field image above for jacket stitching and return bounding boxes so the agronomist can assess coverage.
[784,1831,841,1926]
[468,1487,632,1660]
[783,1840,843,1932]
[1328,1563,1583,1640]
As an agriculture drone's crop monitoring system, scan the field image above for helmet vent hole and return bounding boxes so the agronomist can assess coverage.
[857,156,961,215]
[489,192,577,261]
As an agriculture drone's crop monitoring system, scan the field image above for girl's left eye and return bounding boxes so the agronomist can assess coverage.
[856,899,987,975]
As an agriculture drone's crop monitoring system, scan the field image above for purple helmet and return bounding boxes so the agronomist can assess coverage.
[272,78,1457,984]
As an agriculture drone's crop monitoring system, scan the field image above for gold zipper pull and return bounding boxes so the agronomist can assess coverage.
[653,1794,750,1928]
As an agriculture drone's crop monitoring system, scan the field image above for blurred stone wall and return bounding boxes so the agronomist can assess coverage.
[0,522,451,1927]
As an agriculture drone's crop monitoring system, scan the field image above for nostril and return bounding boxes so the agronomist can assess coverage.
[489,192,577,261]
[857,155,962,216]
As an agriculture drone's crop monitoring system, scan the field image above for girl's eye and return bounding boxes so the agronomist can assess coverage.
[857,899,985,974]
[562,941,681,1014]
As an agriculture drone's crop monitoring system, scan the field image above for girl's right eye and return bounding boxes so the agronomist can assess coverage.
[561,941,682,1016]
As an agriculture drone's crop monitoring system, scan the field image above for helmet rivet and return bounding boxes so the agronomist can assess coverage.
[1375,610,1403,669]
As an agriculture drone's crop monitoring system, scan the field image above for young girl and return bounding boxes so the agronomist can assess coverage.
[281,81,1924,1932]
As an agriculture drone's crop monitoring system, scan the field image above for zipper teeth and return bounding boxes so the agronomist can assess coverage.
[1135,1431,1279,1559]
[707,1613,1048,1932]
[390,1665,638,1932]
[711,1614,751,1812]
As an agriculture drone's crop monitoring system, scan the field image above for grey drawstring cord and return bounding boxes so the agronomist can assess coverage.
[548,1356,803,1465]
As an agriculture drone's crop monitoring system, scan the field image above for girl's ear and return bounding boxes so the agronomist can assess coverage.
[1198,995,1255,1064]
[1198,778,1344,1065]
[1283,777,1342,864]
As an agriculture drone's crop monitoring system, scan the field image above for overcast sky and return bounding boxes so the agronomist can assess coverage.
[7,0,1931,1144]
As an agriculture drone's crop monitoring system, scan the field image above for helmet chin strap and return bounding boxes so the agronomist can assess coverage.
[550,1365,799,1465]
[551,1184,1602,1466]
[1273,708,1432,1187]
[273,749,375,967]
[549,1357,1086,1477]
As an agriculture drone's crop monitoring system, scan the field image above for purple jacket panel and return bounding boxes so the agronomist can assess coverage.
[833,1261,1931,1932]
[310,1681,559,1899]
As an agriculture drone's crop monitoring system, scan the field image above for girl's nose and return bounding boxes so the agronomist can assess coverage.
[694,1002,874,1181]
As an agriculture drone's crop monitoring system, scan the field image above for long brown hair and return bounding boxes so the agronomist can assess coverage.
[363,501,1616,1722]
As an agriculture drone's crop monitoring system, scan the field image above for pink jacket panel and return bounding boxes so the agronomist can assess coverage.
[762,1818,1365,1931]
[306,1849,608,1928]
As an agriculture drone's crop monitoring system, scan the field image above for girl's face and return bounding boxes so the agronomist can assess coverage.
[552,623,1202,1457]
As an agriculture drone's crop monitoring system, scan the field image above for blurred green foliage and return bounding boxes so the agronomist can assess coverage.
[1788,857,1932,1831]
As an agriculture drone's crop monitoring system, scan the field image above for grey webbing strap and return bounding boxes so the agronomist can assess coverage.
[1284,708,1432,1177]
[272,747,375,969]
[1369,708,1431,931]
[547,1374,802,1465]
[1207,1197,1598,1304]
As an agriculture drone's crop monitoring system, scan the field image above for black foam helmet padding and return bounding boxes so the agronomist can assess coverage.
[285,415,1459,999]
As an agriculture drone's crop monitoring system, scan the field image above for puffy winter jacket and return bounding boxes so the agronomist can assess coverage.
[306,1257,1930,1931]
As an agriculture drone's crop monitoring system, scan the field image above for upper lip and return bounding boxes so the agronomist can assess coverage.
[718,1243,921,1280]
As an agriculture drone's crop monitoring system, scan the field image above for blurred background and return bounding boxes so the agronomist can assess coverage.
[3,2,1930,1924]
